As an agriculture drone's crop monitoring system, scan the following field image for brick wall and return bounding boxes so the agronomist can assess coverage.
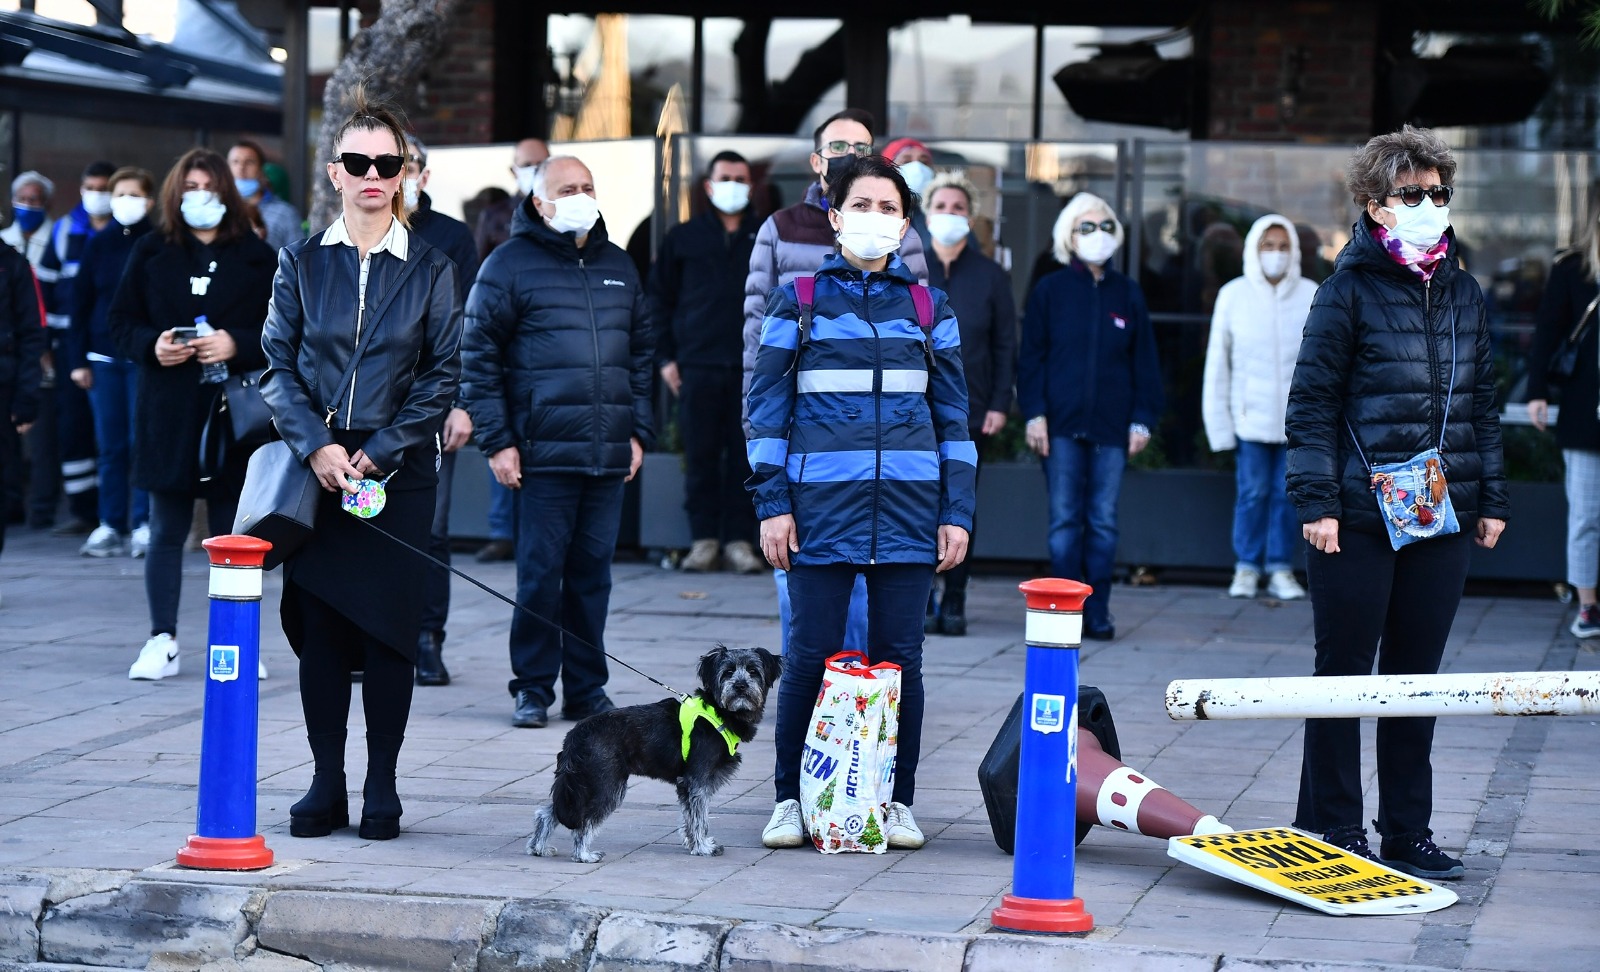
[411,0,495,146]
[1205,0,1378,142]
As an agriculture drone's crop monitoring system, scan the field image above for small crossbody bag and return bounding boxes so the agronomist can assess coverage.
[1345,313,1461,551]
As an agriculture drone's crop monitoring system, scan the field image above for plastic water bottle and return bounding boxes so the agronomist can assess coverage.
[195,316,228,384]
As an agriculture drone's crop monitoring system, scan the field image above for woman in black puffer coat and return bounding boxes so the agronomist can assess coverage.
[1285,126,1508,880]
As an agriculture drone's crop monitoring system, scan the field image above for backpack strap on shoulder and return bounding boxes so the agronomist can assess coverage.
[786,274,816,376]
[910,283,938,374]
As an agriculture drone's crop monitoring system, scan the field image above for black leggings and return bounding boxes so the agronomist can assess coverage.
[293,586,414,740]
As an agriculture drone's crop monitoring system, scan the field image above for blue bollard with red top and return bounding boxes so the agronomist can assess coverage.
[991,578,1094,934]
[176,535,275,870]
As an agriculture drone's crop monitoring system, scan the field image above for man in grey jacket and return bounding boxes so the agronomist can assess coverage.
[741,108,928,391]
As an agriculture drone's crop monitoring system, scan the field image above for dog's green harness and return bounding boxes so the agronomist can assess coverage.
[679,696,740,761]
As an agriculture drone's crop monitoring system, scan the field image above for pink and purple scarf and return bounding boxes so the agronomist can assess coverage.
[1372,223,1450,280]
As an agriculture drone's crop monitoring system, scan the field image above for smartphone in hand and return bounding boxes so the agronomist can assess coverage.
[170,327,200,344]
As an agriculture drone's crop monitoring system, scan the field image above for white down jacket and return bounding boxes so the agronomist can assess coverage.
[1201,214,1318,450]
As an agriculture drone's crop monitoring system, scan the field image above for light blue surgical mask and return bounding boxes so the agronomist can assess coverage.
[234,178,261,198]
[180,190,226,231]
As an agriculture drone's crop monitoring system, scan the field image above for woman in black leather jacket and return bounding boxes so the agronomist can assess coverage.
[260,91,461,841]
[1285,126,1508,880]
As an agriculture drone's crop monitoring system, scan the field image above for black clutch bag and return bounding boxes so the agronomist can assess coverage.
[233,440,319,570]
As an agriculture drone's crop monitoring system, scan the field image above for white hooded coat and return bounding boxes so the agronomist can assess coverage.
[1201,214,1318,450]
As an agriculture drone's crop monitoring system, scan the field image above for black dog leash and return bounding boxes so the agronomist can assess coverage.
[349,513,690,701]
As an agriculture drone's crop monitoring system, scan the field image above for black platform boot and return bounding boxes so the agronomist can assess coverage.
[290,732,349,837]
[416,630,450,686]
[358,733,404,840]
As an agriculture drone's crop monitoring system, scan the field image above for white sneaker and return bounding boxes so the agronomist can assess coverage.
[129,524,150,559]
[258,660,268,680]
[885,801,925,849]
[1266,570,1306,601]
[762,799,805,848]
[1228,566,1260,599]
[80,524,127,558]
[128,634,180,680]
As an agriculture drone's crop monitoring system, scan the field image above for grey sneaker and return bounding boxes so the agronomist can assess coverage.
[1266,570,1306,600]
[80,524,127,558]
[722,540,765,574]
[681,539,721,572]
[1228,566,1260,598]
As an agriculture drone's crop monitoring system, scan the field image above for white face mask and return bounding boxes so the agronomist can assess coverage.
[899,161,934,196]
[1382,201,1451,250]
[180,190,226,230]
[1259,250,1291,279]
[403,178,420,211]
[545,192,600,236]
[927,213,970,247]
[1074,229,1119,265]
[110,196,150,227]
[835,210,906,260]
[81,190,112,218]
[707,180,750,215]
[514,164,539,196]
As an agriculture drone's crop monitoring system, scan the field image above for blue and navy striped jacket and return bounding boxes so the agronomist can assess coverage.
[746,253,978,566]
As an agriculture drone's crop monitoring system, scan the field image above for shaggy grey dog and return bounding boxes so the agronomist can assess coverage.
[527,645,782,862]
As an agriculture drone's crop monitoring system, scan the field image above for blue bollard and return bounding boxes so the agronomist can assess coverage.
[991,578,1094,934]
[176,535,275,870]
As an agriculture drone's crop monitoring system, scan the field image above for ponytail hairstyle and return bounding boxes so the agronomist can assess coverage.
[330,83,412,228]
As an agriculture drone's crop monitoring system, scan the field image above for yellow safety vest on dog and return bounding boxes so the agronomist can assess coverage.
[680,696,740,761]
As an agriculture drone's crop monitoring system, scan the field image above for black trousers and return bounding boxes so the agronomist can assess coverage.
[1294,527,1473,838]
[420,448,455,634]
[294,586,415,740]
[679,364,755,543]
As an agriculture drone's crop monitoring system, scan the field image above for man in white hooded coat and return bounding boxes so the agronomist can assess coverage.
[1202,213,1319,600]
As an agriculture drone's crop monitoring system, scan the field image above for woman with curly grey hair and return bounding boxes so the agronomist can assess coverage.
[1285,125,1508,879]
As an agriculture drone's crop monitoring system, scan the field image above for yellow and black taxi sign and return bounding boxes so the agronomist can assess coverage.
[1168,827,1458,916]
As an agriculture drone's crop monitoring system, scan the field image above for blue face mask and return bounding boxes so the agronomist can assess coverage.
[234,178,261,198]
[11,203,45,234]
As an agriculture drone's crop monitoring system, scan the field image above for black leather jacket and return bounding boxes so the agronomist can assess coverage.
[260,225,462,479]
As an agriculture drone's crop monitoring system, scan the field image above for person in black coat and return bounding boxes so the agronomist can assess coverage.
[260,94,462,841]
[1017,192,1164,640]
[402,133,481,686]
[1526,246,1600,637]
[649,150,763,575]
[461,154,655,730]
[66,166,157,558]
[1285,126,1508,879]
[109,149,276,683]
[921,172,1016,635]
[0,244,46,566]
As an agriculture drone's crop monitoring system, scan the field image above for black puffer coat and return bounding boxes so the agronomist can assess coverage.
[1286,219,1510,536]
[461,198,655,475]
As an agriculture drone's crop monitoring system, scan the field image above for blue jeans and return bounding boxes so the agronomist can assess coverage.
[1042,436,1126,631]
[507,473,624,709]
[774,568,866,655]
[774,562,934,806]
[488,477,516,542]
[1232,440,1297,574]
[88,359,148,533]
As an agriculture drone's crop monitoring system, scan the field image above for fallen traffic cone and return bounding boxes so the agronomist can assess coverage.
[1077,728,1230,839]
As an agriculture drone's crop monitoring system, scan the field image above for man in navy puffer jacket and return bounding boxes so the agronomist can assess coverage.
[461,156,655,730]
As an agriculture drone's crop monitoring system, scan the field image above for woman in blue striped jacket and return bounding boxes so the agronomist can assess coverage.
[747,154,978,851]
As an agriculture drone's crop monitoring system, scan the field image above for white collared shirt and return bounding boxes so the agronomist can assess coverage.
[321,214,409,308]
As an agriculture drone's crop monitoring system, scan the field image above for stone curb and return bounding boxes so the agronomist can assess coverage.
[0,872,1457,972]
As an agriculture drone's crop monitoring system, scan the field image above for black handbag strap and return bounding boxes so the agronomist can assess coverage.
[1565,293,1600,348]
[317,229,433,428]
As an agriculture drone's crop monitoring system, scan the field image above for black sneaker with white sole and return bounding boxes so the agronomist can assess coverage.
[1572,604,1600,639]
[1378,829,1464,880]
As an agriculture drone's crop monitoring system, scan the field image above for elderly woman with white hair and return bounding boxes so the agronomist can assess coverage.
[1017,192,1163,639]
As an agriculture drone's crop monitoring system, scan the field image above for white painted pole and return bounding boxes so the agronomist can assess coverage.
[1166,671,1600,721]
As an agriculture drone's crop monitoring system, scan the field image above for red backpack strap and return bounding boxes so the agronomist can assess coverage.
[787,275,816,375]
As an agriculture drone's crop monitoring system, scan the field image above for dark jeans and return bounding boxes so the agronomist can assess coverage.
[774,561,934,806]
[146,489,237,637]
[680,364,755,543]
[1233,440,1296,574]
[507,473,625,708]
[420,448,456,634]
[1042,436,1126,630]
[1294,527,1473,838]
[88,359,148,533]
[937,449,983,605]
[487,476,515,542]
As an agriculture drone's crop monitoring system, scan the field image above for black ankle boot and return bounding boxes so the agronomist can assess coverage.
[290,732,349,838]
[358,733,404,840]
[416,630,450,686]
[939,589,967,637]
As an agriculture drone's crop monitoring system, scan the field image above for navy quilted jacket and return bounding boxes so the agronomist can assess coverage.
[746,252,977,566]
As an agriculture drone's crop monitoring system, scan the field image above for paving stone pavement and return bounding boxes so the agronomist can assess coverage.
[0,525,1596,971]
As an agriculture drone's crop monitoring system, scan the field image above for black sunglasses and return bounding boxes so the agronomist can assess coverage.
[334,153,405,179]
[1075,219,1117,236]
[1387,184,1454,208]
